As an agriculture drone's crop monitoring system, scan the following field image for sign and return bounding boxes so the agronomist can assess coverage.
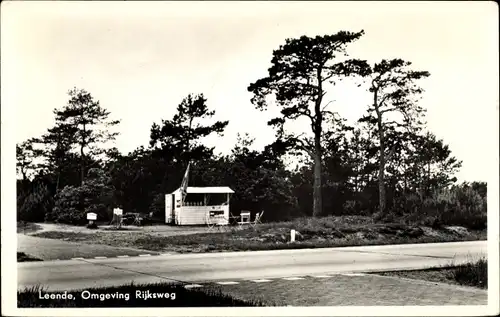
[113,208,123,216]
[87,213,97,221]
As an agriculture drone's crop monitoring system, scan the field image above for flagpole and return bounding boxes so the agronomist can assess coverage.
[180,161,191,205]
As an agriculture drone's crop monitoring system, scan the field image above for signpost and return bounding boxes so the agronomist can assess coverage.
[87,212,97,228]
[112,208,123,229]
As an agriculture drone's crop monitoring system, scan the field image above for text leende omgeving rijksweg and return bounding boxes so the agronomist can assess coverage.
[38,290,176,301]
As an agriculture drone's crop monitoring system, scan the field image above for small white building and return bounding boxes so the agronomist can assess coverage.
[165,186,234,225]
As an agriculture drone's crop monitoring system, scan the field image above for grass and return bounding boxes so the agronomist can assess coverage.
[31,215,486,254]
[374,257,488,289]
[17,222,42,234]
[17,252,43,262]
[18,282,269,307]
[452,257,488,288]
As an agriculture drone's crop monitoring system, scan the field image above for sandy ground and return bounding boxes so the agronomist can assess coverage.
[26,222,210,236]
[17,222,215,260]
[17,234,160,260]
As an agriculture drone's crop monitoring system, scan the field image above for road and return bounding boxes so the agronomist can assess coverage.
[18,240,487,291]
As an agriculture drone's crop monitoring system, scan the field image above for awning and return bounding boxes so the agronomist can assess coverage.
[185,186,234,194]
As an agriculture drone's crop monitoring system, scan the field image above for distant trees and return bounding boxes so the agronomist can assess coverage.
[150,93,228,164]
[248,30,368,217]
[52,88,120,185]
[46,168,114,224]
[222,134,299,221]
[17,182,53,222]
[19,88,119,224]
[358,59,430,218]
[16,140,37,181]
[15,31,485,230]
[146,94,230,216]
[33,123,80,191]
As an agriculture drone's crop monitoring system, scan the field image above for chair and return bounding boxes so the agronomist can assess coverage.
[206,211,226,232]
[132,214,143,226]
[110,214,123,229]
[237,211,251,227]
[229,212,239,225]
[206,212,216,232]
[250,210,264,229]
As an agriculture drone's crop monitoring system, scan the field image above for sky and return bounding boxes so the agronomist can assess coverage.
[2,1,498,182]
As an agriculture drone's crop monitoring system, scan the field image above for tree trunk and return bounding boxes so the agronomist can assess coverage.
[81,146,85,186]
[374,89,386,216]
[81,123,86,186]
[312,67,324,217]
[313,133,323,217]
[56,172,60,192]
[377,129,386,215]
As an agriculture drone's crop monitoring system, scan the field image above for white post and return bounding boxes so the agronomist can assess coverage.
[290,229,296,242]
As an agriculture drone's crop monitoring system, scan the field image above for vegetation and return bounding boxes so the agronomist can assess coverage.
[16,30,486,231]
[376,257,488,289]
[32,215,486,253]
[452,257,488,289]
[360,59,430,218]
[18,283,268,307]
[17,222,42,234]
[248,30,368,217]
[17,252,42,262]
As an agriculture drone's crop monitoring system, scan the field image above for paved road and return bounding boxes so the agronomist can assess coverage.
[18,241,487,291]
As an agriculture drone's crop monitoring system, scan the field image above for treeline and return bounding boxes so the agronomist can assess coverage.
[16,30,487,229]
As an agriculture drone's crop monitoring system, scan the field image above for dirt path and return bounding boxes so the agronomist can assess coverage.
[18,222,213,259]
[17,234,160,260]
[25,222,209,237]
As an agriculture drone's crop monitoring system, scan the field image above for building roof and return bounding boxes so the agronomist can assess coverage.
[184,186,235,194]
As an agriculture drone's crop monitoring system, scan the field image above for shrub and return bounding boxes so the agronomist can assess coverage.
[433,185,486,230]
[17,183,53,222]
[46,168,114,225]
[45,185,86,225]
[149,192,165,220]
[17,252,43,262]
[393,193,422,216]
[453,257,487,289]
[397,183,486,230]
[343,200,369,215]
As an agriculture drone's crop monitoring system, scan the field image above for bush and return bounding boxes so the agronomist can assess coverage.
[343,200,369,215]
[17,252,42,262]
[453,257,487,289]
[432,185,486,230]
[45,185,85,225]
[17,183,53,222]
[395,183,486,230]
[149,192,165,220]
[46,168,115,225]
